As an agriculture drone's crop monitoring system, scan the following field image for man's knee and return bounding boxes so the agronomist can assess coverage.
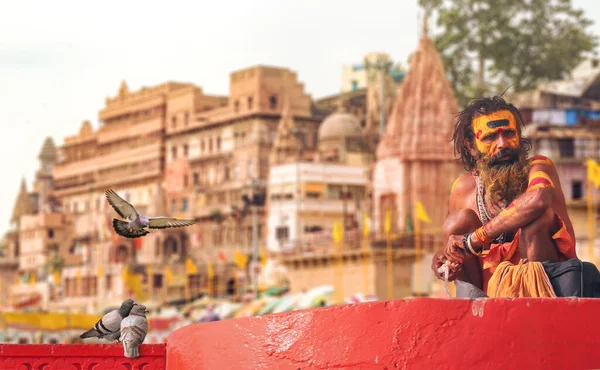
[443,209,482,236]
[522,207,558,236]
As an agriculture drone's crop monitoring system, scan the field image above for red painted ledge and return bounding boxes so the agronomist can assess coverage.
[0,344,166,370]
[166,298,600,370]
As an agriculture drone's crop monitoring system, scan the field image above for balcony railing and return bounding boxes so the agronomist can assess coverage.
[277,230,441,259]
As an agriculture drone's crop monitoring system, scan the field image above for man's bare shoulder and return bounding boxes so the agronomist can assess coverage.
[529,154,555,169]
[451,173,476,196]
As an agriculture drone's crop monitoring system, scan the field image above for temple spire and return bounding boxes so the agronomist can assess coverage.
[10,177,31,224]
[422,9,430,38]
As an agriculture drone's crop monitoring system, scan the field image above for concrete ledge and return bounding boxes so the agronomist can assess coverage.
[166,298,600,370]
[0,344,166,370]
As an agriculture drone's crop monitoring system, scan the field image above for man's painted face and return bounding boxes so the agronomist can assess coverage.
[472,109,520,156]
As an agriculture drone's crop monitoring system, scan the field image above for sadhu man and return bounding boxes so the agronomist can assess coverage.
[431,95,579,297]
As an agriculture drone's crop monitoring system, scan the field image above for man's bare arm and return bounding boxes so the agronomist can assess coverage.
[477,159,559,242]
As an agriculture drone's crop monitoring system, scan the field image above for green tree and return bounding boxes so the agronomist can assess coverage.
[419,0,598,106]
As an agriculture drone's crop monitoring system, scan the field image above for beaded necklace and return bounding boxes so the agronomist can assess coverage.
[475,177,507,244]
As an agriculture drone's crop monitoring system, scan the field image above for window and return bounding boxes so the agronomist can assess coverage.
[269,95,278,109]
[193,172,199,185]
[351,80,359,91]
[247,96,253,110]
[209,138,213,152]
[184,175,189,187]
[234,100,240,113]
[224,166,230,181]
[201,139,205,152]
[183,144,189,157]
[182,199,189,211]
[172,116,177,128]
[48,228,54,238]
[216,137,221,151]
[184,112,189,126]
[276,226,289,241]
[558,139,574,158]
[572,181,583,200]
[171,200,176,213]
[171,146,177,159]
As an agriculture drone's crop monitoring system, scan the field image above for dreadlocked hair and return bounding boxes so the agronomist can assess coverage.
[451,95,532,172]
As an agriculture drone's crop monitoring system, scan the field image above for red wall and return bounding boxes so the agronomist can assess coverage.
[0,343,165,369]
[167,298,600,370]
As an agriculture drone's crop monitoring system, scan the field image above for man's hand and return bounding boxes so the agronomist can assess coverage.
[443,234,467,264]
[432,250,461,281]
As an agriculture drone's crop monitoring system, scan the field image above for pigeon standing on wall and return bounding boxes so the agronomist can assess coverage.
[120,304,149,358]
[80,299,136,342]
[105,189,197,239]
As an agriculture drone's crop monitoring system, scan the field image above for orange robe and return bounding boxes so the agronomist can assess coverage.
[478,213,577,294]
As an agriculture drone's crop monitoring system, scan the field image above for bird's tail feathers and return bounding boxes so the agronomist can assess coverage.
[123,340,140,358]
[80,328,100,339]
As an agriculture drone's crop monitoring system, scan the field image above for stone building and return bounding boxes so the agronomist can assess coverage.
[270,32,461,299]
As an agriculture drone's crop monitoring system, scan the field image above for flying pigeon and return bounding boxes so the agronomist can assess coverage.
[105,189,196,239]
[120,303,149,358]
[80,299,135,342]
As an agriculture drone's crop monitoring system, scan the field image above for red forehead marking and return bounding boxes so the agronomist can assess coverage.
[476,130,482,139]
[497,128,504,134]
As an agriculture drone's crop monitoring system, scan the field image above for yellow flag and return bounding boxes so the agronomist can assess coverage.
[186,257,198,275]
[122,266,147,300]
[415,201,432,223]
[207,261,215,279]
[29,272,36,285]
[234,250,249,269]
[587,159,600,188]
[384,209,392,234]
[260,247,267,267]
[97,265,103,278]
[165,266,173,285]
[333,220,343,243]
[362,214,370,237]
[53,270,61,284]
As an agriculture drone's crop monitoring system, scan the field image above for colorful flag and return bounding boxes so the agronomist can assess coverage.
[260,247,268,267]
[28,272,36,285]
[97,264,103,278]
[587,159,600,188]
[218,251,227,263]
[415,201,432,224]
[233,250,248,269]
[362,214,370,237]
[165,266,173,285]
[122,266,147,300]
[186,257,198,275]
[333,220,343,243]
[133,237,143,250]
[207,261,215,279]
[384,209,392,234]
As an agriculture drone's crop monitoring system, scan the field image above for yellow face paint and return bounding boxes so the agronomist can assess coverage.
[527,170,554,191]
[472,110,520,155]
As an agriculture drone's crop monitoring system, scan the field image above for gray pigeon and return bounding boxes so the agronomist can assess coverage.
[120,304,149,358]
[105,189,196,239]
[80,299,135,342]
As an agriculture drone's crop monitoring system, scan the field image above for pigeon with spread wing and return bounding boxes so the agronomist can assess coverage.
[105,189,196,239]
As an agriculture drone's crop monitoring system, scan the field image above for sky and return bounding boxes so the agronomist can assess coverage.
[1,0,599,237]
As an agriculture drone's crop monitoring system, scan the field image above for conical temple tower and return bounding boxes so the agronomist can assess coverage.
[10,178,32,226]
[269,94,301,166]
[373,26,461,235]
